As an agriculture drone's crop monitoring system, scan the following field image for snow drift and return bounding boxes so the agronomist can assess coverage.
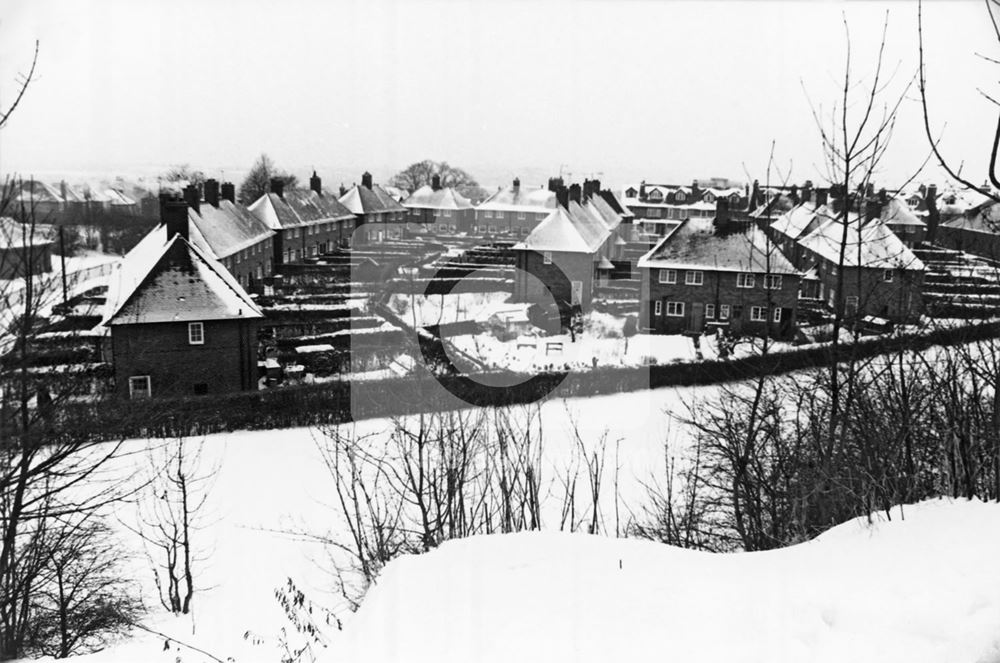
[334,499,1000,663]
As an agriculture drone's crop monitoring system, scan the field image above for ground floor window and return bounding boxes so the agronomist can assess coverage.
[128,375,151,399]
[719,304,730,320]
[654,300,662,316]
[666,301,684,317]
[772,307,782,322]
[750,306,767,322]
[706,303,716,319]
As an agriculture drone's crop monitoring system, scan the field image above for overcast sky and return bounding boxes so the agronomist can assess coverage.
[0,0,994,190]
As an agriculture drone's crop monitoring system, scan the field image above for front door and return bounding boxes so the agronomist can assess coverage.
[689,302,704,332]
[571,280,583,306]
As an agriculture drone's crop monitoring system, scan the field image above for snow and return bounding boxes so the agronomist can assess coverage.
[335,499,1000,663]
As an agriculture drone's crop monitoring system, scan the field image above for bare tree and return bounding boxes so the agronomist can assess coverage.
[128,439,218,616]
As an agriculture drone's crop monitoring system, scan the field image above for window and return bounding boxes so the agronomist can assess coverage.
[495,212,505,220]
[719,305,731,320]
[678,208,689,220]
[543,252,553,265]
[883,269,894,282]
[433,210,441,218]
[654,300,663,316]
[737,273,755,288]
[411,209,420,217]
[256,265,263,279]
[517,212,526,220]
[676,192,686,202]
[763,274,783,290]
[750,306,767,322]
[706,304,716,319]
[128,375,151,399]
[685,270,704,286]
[443,210,452,218]
[666,301,684,317]
[772,307,782,322]
[188,322,204,345]
[520,227,530,236]
[846,295,859,313]
[659,269,677,284]
[647,207,662,219]
[484,211,493,219]
[667,208,676,219]
[488,225,497,234]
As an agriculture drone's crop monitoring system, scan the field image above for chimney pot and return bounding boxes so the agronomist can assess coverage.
[220,181,236,204]
[310,170,322,196]
[361,172,373,190]
[512,176,520,192]
[433,173,442,191]
[160,194,190,241]
[182,184,200,215]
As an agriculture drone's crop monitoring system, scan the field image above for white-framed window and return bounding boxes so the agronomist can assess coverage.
[188,321,204,345]
[772,307,782,322]
[659,269,677,284]
[256,264,263,279]
[520,227,530,236]
[647,207,662,219]
[685,270,704,286]
[676,192,686,202]
[678,208,689,219]
[667,208,676,219]
[543,252,553,265]
[654,300,663,316]
[764,274,783,290]
[496,212,505,220]
[517,212,526,220]
[666,301,684,317]
[750,306,767,322]
[443,210,452,218]
[484,211,493,219]
[128,375,151,400]
[719,304,731,320]
[488,225,497,234]
[737,273,755,288]
[883,269,893,282]
[706,304,716,319]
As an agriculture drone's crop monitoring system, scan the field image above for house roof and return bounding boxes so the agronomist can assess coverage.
[585,196,624,233]
[0,217,55,249]
[513,201,611,254]
[338,184,407,215]
[943,201,1000,234]
[14,180,64,204]
[189,200,275,260]
[477,185,558,214]
[798,216,924,271]
[402,185,474,211]
[249,189,355,230]
[769,202,830,240]
[103,188,137,206]
[102,225,262,326]
[880,198,925,227]
[638,219,799,275]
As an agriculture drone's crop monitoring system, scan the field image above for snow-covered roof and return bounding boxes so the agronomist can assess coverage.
[14,180,64,204]
[0,217,55,249]
[403,185,474,211]
[190,200,275,260]
[249,189,355,230]
[769,202,830,240]
[338,184,407,215]
[476,185,558,214]
[880,198,925,227]
[943,201,1000,234]
[638,219,799,274]
[102,225,262,326]
[798,216,924,271]
[514,202,611,254]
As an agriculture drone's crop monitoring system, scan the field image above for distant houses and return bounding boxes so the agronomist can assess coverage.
[474,178,558,237]
[622,179,749,237]
[637,216,801,338]
[0,217,54,280]
[248,174,355,267]
[338,172,408,244]
[101,195,263,398]
[402,174,475,234]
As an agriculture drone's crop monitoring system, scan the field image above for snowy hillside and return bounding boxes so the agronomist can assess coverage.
[334,499,1000,663]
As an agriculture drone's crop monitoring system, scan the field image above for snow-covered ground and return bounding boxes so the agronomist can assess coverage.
[35,385,1000,663]
[335,499,1000,663]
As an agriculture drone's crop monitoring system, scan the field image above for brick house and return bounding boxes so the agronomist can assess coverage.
[879,197,926,248]
[637,217,801,338]
[402,174,475,234]
[184,180,276,293]
[248,175,356,267]
[338,172,408,244]
[0,217,54,280]
[474,177,558,237]
[796,214,924,321]
[512,189,614,309]
[623,179,748,236]
[102,196,263,398]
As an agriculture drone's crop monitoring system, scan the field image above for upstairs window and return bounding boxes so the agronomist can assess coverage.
[543,252,553,265]
[659,269,677,284]
[737,273,755,288]
[763,274,783,290]
[883,269,894,282]
[188,322,204,345]
[685,270,704,286]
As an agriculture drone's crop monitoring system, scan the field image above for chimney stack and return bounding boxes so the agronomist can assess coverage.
[310,170,322,196]
[690,179,701,199]
[339,183,347,197]
[204,178,220,208]
[182,184,200,215]
[220,182,236,204]
[802,180,813,204]
[865,198,882,222]
[432,173,442,191]
[511,176,519,193]
[556,186,569,209]
[547,176,563,193]
[926,183,940,241]
[270,178,285,199]
[750,179,761,209]
[878,188,888,205]
[639,180,647,201]
[569,183,582,204]
[361,172,373,190]
[160,193,190,242]
[815,188,828,207]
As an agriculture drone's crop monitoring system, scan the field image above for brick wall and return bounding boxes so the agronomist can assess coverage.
[514,250,595,307]
[221,237,273,292]
[405,207,475,233]
[474,209,551,237]
[639,267,800,338]
[809,258,924,320]
[112,319,259,398]
[0,243,53,280]
[939,226,1000,261]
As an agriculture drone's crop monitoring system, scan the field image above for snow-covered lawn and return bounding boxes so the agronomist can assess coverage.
[336,499,1000,663]
[388,291,512,327]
